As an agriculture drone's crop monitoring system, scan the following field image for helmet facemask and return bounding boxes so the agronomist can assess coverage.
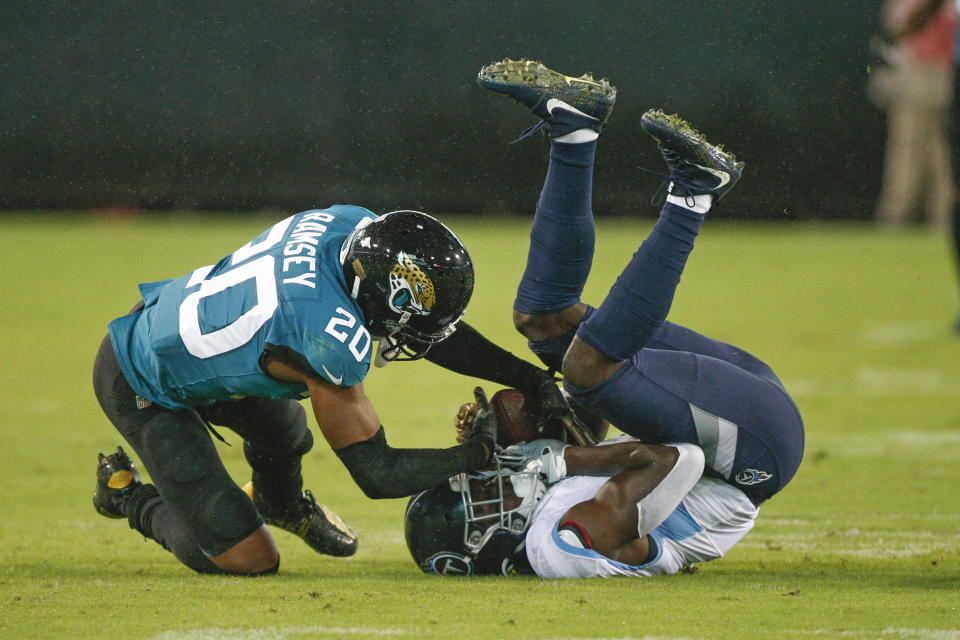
[448,455,547,573]
[404,452,547,577]
[374,310,462,363]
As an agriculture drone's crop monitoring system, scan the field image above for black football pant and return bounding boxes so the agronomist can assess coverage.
[92,333,311,572]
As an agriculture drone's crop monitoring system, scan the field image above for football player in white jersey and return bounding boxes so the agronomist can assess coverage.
[405,56,802,577]
[405,395,757,578]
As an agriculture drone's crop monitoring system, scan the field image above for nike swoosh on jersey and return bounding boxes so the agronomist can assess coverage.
[545,98,598,121]
[692,163,731,188]
[321,365,343,386]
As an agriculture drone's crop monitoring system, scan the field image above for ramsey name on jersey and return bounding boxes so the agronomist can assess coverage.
[108,205,377,409]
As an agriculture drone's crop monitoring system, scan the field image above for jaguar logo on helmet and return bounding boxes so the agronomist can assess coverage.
[388,251,436,316]
[340,209,474,362]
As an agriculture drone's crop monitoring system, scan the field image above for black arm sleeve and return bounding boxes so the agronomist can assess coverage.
[334,427,489,499]
[424,321,546,393]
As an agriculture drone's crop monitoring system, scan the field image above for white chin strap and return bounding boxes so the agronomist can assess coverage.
[508,460,547,519]
[374,338,392,368]
[350,275,362,299]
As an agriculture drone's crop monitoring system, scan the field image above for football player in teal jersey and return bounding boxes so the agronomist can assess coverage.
[93,206,579,575]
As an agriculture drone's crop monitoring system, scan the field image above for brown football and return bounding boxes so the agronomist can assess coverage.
[490,388,562,446]
[489,388,610,446]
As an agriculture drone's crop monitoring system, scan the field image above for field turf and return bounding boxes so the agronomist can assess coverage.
[1,213,958,639]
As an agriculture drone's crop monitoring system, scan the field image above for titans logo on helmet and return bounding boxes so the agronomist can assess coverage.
[735,469,772,485]
[422,552,473,576]
[388,251,436,316]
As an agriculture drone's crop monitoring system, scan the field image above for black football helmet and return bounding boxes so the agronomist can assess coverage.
[403,456,546,576]
[340,210,474,361]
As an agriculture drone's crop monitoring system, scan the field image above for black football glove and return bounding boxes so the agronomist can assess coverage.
[527,369,598,446]
[466,386,497,465]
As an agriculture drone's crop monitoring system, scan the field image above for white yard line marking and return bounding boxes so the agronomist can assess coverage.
[862,323,940,345]
[149,626,412,640]
[546,637,707,640]
[857,367,947,395]
[782,629,960,640]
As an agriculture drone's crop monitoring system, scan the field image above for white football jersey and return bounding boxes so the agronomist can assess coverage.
[525,439,758,578]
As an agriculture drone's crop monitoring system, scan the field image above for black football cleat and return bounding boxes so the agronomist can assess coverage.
[243,482,358,558]
[93,446,143,518]
[478,57,616,140]
[640,109,744,201]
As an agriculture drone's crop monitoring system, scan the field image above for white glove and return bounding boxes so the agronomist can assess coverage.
[499,439,569,484]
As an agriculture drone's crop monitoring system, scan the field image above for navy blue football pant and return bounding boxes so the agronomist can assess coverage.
[531,317,804,505]
[518,139,804,505]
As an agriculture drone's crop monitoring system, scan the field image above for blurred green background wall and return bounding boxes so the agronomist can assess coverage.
[1,1,882,218]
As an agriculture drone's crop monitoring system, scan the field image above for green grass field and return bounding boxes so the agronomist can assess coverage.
[1,213,958,640]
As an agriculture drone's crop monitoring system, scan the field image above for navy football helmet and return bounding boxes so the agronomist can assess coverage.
[340,210,474,361]
[404,456,546,576]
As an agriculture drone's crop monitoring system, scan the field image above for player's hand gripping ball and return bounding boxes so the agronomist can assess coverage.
[455,388,564,446]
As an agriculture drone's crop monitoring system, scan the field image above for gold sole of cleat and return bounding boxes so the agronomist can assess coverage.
[319,504,355,538]
[479,58,615,97]
[107,470,135,489]
[641,109,739,162]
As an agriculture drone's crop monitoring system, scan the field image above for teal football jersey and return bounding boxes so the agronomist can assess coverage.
[108,206,377,409]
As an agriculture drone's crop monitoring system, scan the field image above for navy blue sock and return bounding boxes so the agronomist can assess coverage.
[514,140,597,314]
[577,202,705,361]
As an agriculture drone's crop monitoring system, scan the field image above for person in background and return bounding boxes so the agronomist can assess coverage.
[871,0,957,230]
[950,0,960,330]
